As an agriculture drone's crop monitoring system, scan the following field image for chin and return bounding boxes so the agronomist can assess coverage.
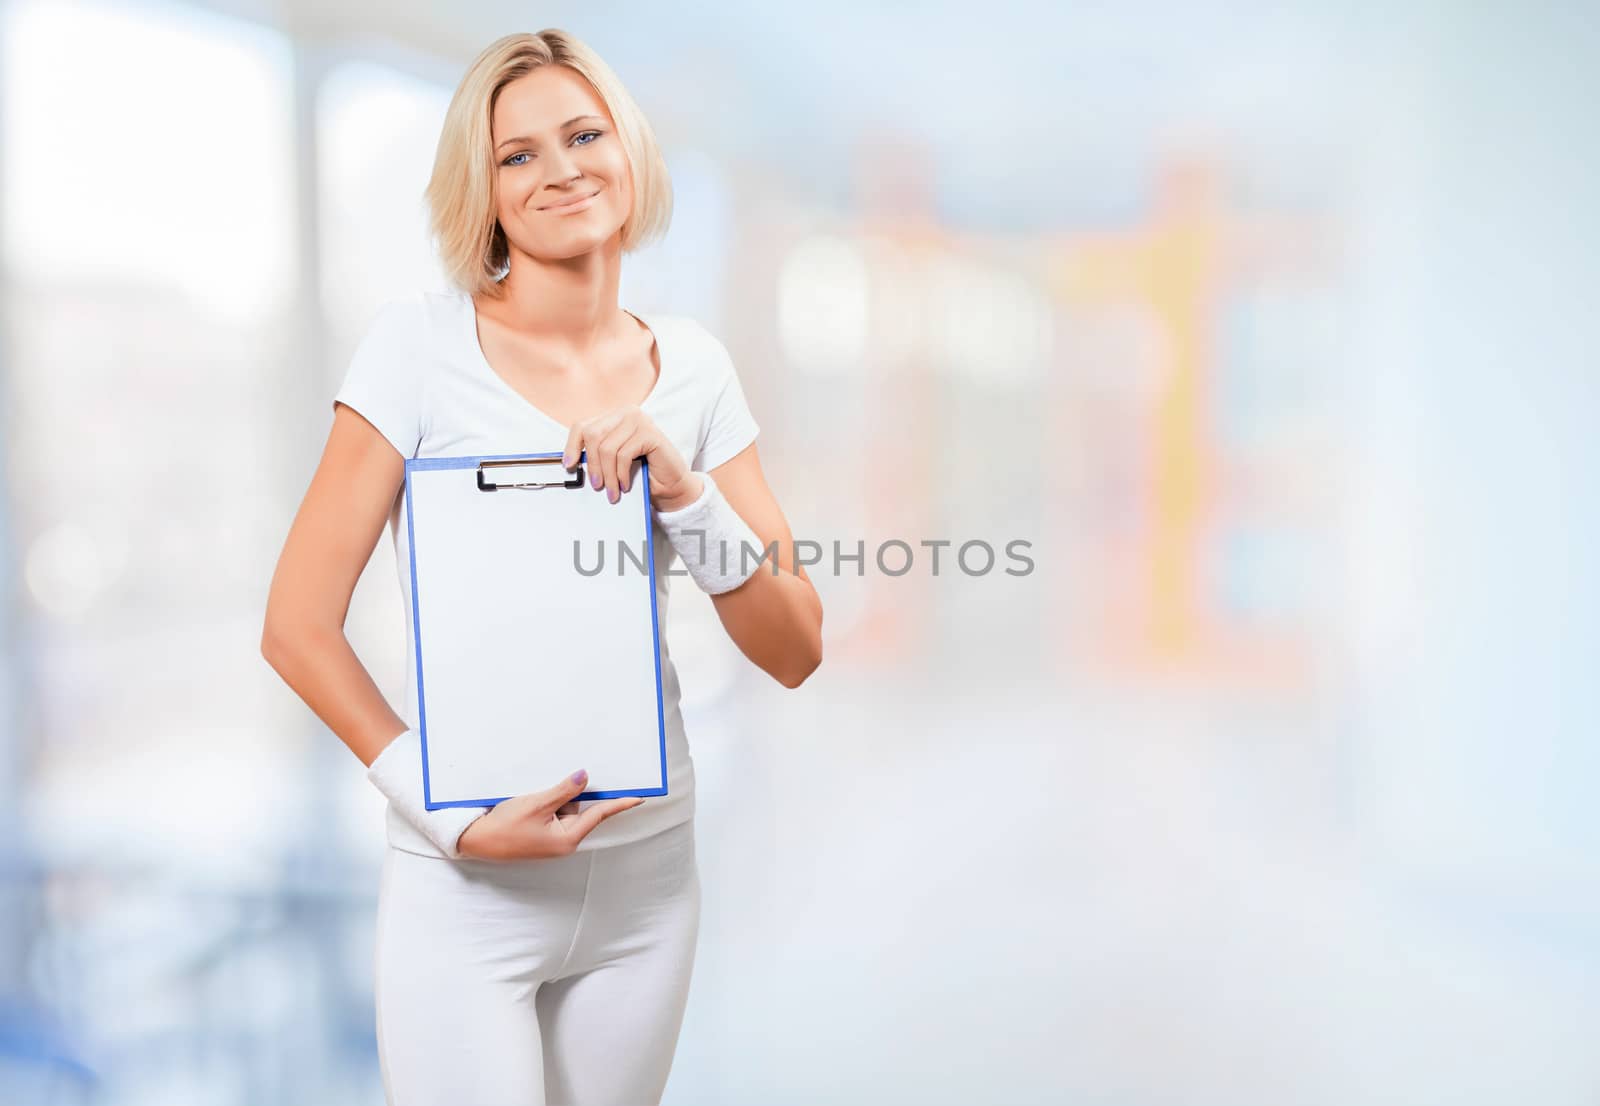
[510,209,627,259]
[534,235,616,262]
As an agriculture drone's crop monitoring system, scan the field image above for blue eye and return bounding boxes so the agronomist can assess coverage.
[500,131,602,167]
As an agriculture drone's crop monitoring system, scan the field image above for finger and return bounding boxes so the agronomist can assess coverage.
[579,412,623,493]
[594,417,627,503]
[568,797,647,841]
[561,422,585,472]
[575,420,603,491]
[611,430,640,496]
[527,768,590,814]
[612,426,652,494]
[597,418,639,504]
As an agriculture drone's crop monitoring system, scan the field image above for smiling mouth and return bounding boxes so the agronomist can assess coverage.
[541,189,600,211]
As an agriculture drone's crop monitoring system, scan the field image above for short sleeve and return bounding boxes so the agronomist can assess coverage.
[692,328,761,472]
[332,298,427,459]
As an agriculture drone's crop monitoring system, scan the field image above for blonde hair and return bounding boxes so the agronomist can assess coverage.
[425,29,672,297]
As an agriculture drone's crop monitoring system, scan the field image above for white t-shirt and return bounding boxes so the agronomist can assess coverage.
[331,289,760,858]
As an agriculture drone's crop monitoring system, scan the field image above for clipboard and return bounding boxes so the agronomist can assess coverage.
[403,449,667,810]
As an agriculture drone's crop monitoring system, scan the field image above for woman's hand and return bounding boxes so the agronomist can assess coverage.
[456,769,646,860]
[562,405,704,512]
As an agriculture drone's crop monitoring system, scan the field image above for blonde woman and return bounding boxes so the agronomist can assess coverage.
[261,29,822,1105]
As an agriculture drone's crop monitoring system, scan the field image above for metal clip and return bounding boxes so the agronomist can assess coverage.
[477,458,584,491]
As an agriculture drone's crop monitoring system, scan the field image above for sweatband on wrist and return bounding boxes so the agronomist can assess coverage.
[654,472,765,595]
[365,727,489,859]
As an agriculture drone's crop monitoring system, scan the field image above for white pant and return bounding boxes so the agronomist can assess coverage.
[374,817,701,1105]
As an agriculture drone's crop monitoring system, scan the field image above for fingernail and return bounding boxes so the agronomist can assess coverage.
[591,471,601,489]
[571,769,587,784]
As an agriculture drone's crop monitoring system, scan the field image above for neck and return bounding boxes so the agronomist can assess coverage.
[482,235,626,353]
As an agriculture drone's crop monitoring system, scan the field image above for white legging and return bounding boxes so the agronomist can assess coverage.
[374,817,701,1105]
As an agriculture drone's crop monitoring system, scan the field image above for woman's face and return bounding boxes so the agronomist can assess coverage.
[490,65,634,263]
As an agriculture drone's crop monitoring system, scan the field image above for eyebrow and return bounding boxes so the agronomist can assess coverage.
[495,116,605,151]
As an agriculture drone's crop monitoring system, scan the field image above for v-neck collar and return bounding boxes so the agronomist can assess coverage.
[462,292,666,434]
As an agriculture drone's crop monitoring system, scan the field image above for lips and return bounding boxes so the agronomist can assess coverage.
[541,189,600,211]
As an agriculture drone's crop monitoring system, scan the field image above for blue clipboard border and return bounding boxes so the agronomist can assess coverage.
[403,449,668,810]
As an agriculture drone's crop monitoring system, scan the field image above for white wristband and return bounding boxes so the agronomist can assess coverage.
[365,728,489,859]
[654,472,766,595]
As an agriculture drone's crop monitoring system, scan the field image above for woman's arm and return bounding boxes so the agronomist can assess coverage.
[694,442,823,688]
[260,404,411,766]
[263,404,636,858]
[564,404,824,690]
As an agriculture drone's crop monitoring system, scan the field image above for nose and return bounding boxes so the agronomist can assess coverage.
[543,144,583,191]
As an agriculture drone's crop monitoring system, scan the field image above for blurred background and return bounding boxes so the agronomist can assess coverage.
[1,0,1597,1102]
